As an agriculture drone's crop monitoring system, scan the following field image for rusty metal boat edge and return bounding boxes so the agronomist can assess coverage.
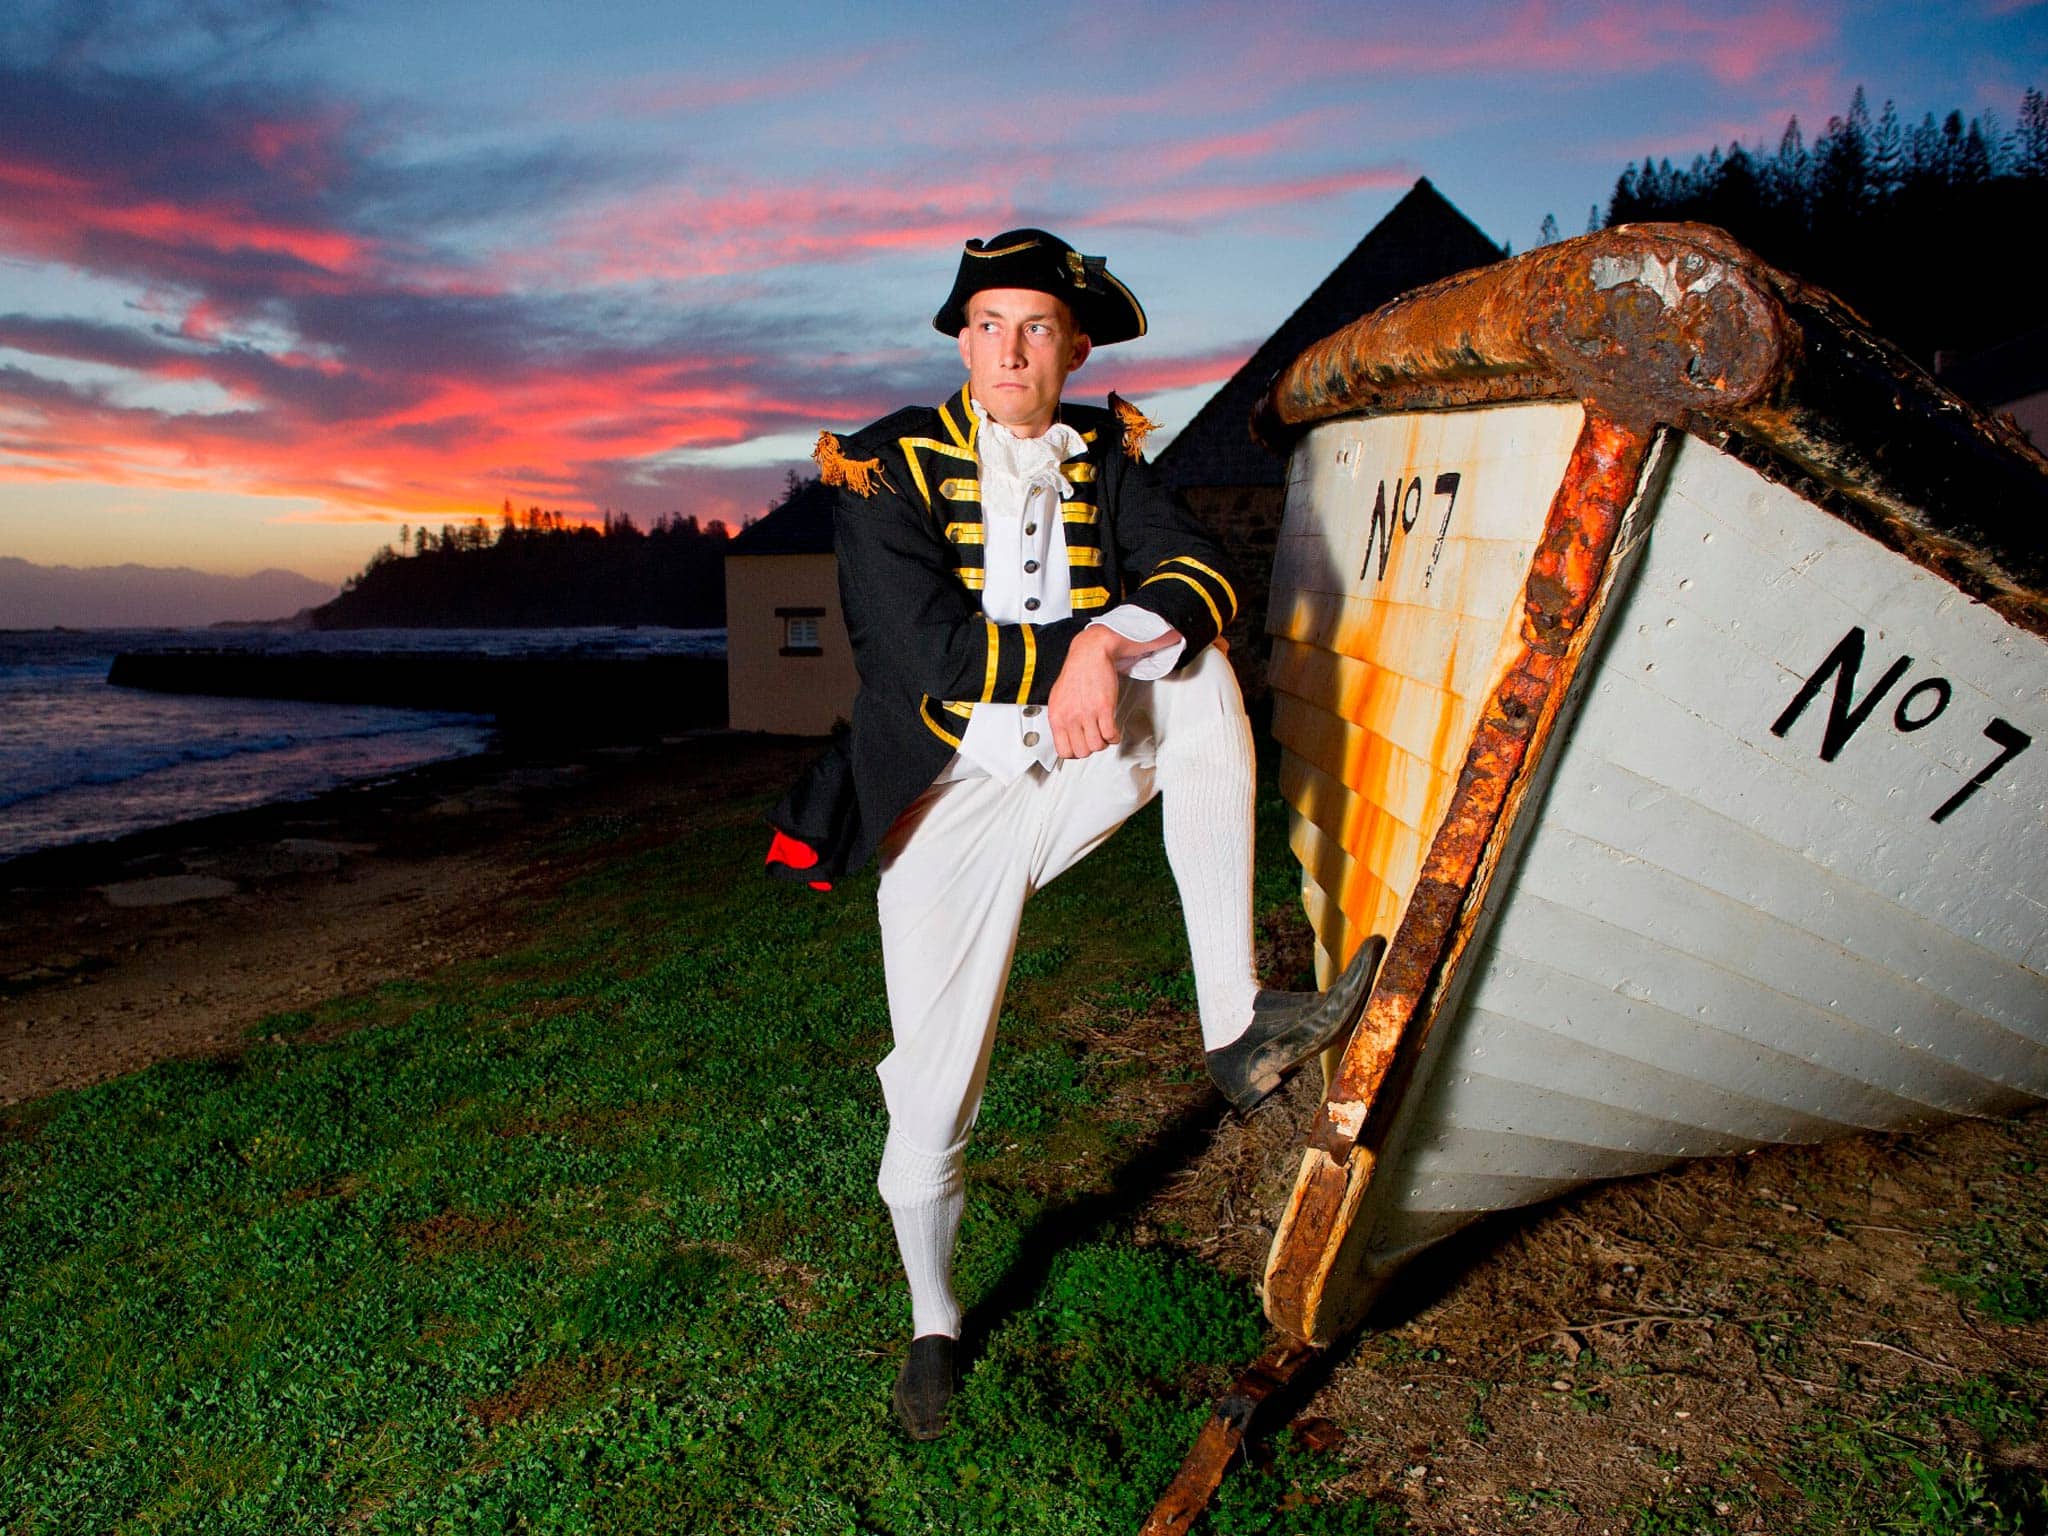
[1254,221,2048,639]
[1249,222,2048,1346]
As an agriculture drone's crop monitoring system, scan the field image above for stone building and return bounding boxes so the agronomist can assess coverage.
[723,479,858,736]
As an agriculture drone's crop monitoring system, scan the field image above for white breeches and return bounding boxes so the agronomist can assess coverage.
[874,645,1255,1153]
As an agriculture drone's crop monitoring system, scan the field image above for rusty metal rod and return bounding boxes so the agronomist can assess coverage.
[1141,1336,1322,1536]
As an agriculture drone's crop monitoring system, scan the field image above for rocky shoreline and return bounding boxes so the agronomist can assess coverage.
[0,730,818,1105]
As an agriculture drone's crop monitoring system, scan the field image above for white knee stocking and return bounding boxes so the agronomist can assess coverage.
[876,1126,967,1339]
[1155,699,1262,1052]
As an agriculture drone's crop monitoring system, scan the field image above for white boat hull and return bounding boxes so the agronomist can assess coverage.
[1265,408,2047,1334]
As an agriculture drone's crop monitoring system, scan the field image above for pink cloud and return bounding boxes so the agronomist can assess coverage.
[0,43,1437,547]
[0,322,900,531]
[521,129,1417,290]
[507,177,1028,286]
[1084,342,1258,399]
[1238,0,1839,88]
[0,149,386,306]
[1078,166,1416,229]
[1136,111,1343,178]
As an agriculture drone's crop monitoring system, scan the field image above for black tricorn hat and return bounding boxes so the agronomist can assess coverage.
[932,228,1147,345]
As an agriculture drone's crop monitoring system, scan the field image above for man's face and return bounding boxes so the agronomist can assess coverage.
[956,288,1091,439]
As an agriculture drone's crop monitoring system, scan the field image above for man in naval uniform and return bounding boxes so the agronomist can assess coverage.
[769,229,1378,1440]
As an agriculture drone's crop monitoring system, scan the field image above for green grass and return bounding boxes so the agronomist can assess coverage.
[1624,1372,2048,1535]
[1928,1147,2048,1324]
[1,759,1399,1533]
[1197,1429,1408,1535]
[1776,1372,2048,1535]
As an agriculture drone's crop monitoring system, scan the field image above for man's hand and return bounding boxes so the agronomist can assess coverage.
[1048,623,1181,759]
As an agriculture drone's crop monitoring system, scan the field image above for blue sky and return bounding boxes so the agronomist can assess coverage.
[2,0,2041,588]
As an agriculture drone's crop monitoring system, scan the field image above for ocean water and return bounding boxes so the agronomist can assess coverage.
[0,627,724,864]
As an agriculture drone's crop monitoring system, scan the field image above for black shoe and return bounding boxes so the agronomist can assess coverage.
[1206,936,1386,1114]
[892,1334,956,1441]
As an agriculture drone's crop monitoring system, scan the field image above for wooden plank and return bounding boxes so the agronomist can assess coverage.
[1266,403,1582,979]
[1514,822,2048,1090]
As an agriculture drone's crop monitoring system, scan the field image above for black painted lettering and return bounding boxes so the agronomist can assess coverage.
[1400,475,1423,532]
[1931,718,2032,824]
[1770,627,1914,762]
[1892,677,1951,732]
[1423,472,1460,589]
[1360,479,1393,583]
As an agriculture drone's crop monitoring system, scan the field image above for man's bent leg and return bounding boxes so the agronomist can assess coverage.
[1139,650,1382,1108]
[1136,646,1263,1051]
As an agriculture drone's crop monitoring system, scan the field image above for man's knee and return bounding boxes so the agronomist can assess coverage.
[1150,647,1251,764]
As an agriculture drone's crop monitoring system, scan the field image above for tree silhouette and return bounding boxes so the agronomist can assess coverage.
[1603,84,2047,370]
[317,503,736,630]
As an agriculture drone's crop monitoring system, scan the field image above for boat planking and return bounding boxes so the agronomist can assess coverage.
[1250,222,2048,1346]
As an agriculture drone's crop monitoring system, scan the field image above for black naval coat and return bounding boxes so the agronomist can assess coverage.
[767,383,1240,884]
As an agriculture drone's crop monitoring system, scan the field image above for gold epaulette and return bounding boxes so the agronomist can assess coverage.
[1108,393,1160,462]
[814,431,889,497]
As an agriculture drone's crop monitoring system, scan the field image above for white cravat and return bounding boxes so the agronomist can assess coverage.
[950,400,1185,782]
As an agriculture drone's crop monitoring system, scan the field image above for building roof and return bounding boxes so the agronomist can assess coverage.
[1154,178,1503,490]
[727,478,835,555]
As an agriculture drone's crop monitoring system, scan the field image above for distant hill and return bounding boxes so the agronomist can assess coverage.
[0,557,335,629]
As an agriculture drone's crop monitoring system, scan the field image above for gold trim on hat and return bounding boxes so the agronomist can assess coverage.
[966,237,1042,259]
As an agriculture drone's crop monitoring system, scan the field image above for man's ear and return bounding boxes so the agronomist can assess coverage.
[957,329,973,371]
[1068,334,1092,373]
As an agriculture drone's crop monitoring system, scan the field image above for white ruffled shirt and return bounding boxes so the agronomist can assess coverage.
[949,400,1184,782]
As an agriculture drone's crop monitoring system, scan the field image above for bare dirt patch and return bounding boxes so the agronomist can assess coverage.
[1145,1069,2048,1532]
[398,1210,534,1258]
[467,1349,630,1430]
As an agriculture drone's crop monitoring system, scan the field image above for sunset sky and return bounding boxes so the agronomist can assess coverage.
[3,0,2043,593]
